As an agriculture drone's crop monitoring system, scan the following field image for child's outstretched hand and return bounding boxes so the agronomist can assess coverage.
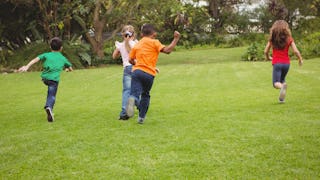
[299,59,303,66]
[18,66,28,72]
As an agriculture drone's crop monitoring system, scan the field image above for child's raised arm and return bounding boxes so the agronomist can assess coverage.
[161,31,180,54]
[18,57,40,72]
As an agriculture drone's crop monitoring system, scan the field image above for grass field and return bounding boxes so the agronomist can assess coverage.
[0,47,319,179]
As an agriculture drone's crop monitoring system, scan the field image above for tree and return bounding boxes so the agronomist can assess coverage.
[266,0,319,27]
[206,0,247,32]
[0,1,39,48]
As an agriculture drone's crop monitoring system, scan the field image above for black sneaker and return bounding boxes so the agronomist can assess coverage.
[45,107,54,122]
[119,115,129,120]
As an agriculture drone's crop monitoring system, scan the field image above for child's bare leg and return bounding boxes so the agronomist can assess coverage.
[273,82,283,89]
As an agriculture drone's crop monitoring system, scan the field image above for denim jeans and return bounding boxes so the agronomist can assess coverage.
[42,79,59,110]
[120,65,132,117]
[130,69,154,119]
[272,63,290,85]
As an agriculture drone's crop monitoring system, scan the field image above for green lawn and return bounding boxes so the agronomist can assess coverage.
[0,47,319,179]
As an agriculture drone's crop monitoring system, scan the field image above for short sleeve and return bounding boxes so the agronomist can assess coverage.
[38,53,47,61]
[129,40,138,48]
[115,41,121,50]
[288,37,294,46]
[154,40,165,52]
[65,59,72,68]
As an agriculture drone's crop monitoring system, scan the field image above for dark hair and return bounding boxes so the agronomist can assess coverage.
[50,37,63,51]
[141,24,156,36]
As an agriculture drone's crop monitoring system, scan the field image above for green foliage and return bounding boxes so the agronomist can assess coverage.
[239,33,268,44]
[295,17,320,36]
[87,40,122,67]
[61,43,88,69]
[298,31,320,59]
[226,36,243,48]
[242,43,265,61]
[0,48,13,66]
[5,41,88,71]
[2,0,320,69]
[6,42,49,71]
[78,52,92,66]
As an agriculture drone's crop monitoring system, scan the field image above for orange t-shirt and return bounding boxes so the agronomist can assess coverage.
[129,37,165,76]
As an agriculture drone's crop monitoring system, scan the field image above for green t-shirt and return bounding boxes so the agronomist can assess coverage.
[38,52,72,82]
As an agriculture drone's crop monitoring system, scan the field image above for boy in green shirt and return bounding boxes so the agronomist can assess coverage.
[19,37,73,122]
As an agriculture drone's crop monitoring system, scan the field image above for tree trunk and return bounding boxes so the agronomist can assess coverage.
[208,0,223,30]
[85,0,107,59]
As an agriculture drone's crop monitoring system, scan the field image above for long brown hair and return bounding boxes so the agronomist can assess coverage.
[269,20,292,50]
[121,25,136,53]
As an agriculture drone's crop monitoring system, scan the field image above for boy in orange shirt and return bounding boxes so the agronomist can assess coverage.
[126,24,180,124]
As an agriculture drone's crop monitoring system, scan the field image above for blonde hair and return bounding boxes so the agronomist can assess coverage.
[269,20,292,50]
[121,25,135,53]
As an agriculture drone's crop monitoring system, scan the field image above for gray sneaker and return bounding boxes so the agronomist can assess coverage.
[45,107,54,122]
[138,117,145,124]
[126,97,135,118]
[279,83,287,102]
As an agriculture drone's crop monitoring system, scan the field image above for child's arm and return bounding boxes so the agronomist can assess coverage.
[161,31,180,54]
[112,49,120,59]
[112,41,121,59]
[129,58,136,65]
[18,57,40,72]
[129,47,137,65]
[264,42,272,61]
[290,41,303,66]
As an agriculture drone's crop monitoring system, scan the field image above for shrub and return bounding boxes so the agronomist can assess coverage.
[239,33,267,44]
[298,31,320,59]
[6,42,50,71]
[241,43,265,61]
[62,42,89,68]
[225,36,244,48]
[6,41,87,71]
[0,48,13,66]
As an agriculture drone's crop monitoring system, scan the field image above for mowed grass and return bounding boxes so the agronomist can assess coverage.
[0,47,319,179]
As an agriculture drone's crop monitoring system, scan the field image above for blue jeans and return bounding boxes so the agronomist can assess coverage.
[130,69,154,119]
[42,79,59,110]
[120,65,132,117]
[272,63,290,86]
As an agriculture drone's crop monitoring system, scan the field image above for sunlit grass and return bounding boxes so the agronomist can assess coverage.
[0,47,319,179]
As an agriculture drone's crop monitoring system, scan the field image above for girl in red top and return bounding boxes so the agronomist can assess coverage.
[264,20,303,103]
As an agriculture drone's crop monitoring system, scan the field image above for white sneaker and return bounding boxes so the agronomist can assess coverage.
[45,107,54,122]
[279,83,287,102]
[138,117,145,124]
[126,97,135,118]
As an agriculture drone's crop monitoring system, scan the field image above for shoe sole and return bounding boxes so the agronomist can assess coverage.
[279,83,287,101]
[126,97,135,118]
[119,115,129,120]
[45,108,54,122]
